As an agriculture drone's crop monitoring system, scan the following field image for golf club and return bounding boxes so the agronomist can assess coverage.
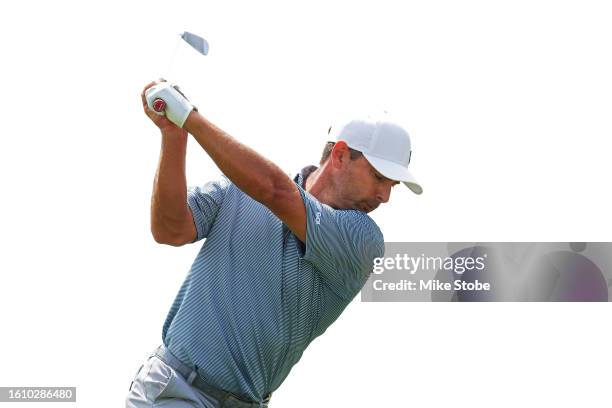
[146,31,209,114]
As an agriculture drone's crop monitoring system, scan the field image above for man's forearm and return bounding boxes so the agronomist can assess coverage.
[183,111,295,205]
[151,129,193,243]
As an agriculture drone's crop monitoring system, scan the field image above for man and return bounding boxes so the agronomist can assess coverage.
[126,81,422,408]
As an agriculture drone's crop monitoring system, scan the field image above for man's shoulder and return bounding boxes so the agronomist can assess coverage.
[319,206,385,251]
[336,208,382,233]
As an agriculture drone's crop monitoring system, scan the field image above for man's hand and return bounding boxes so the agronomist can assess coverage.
[141,80,187,135]
[142,80,195,129]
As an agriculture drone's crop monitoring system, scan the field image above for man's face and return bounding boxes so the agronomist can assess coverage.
[334,153,399,213]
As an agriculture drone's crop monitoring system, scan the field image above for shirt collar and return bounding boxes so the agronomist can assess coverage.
[294,165,318,189]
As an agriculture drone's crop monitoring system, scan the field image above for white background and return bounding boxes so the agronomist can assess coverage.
[1,0,611,407]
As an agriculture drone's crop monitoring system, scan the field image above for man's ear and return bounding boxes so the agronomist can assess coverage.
[330,141,350,169]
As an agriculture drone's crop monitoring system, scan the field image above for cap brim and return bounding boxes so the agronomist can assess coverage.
[363,153,423,195]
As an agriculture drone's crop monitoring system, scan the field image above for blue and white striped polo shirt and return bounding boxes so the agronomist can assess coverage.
[161,166,384,402]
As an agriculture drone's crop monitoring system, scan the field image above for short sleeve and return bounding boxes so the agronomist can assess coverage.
[187,177,230,242]
[296,184,385,299]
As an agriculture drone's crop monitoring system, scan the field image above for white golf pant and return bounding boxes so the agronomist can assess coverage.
[125,351,219,408]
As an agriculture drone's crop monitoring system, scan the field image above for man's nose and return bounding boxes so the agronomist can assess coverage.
[376,184,392,204]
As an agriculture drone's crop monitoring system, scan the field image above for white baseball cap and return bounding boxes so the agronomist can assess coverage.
[329,114,423,195]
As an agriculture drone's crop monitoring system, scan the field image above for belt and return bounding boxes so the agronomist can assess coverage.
[153,345,271,408]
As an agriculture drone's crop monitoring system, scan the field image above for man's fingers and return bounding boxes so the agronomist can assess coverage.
[141,79,170,107]
[141,81,157,107]
[141,80,178,130]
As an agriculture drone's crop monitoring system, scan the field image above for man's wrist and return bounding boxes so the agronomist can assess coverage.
[161,126,188,140]
[183,110,200,135]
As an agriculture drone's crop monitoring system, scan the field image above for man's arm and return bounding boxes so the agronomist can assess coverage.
[183,111,307,242]
[150,128,196,246]
[142,82,196,246]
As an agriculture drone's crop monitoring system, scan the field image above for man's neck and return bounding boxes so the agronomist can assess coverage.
[305,166,338,208]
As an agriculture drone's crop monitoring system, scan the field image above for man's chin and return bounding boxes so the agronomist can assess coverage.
[329,202,376,213]
[358,204,377,213]
[329,203,362,211]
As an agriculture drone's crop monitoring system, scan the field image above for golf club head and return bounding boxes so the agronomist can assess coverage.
[181,31,209,56]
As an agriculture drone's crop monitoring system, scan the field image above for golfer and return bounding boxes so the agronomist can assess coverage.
[126,81,422,408]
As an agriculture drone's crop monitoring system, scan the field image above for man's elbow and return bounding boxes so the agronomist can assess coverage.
[151,226,193,247]
[263,176,296,207]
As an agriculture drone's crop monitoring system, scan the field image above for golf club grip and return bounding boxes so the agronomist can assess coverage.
[152,98,166,113]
